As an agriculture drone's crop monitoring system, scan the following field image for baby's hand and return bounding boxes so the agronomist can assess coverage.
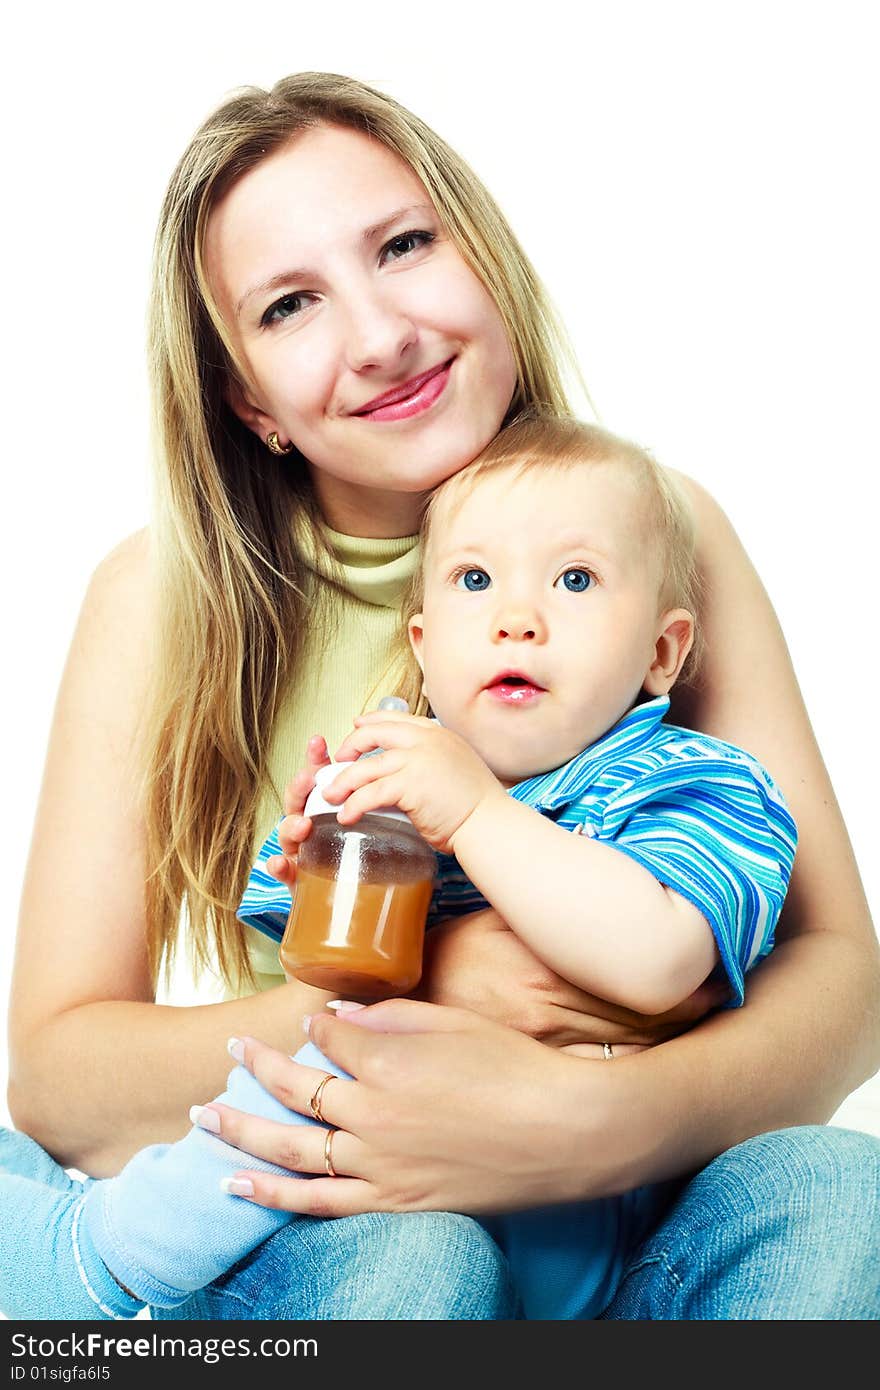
[330,711,504,854]
[264,735,329,887]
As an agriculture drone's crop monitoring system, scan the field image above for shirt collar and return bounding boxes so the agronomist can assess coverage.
[293,513,420,610]
[509,695,671,811]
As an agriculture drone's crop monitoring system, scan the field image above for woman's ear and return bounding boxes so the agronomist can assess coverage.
[224,375,286,449]
[643,609,695,696]
[407,614,426,673]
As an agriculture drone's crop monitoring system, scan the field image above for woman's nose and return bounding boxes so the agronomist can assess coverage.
[343,290,418,372]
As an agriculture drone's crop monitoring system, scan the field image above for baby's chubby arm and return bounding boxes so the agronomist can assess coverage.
[331,713,717,1017]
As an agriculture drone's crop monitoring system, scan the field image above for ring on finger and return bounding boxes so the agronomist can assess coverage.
[309,1073,336,1124]
[602,1042,614,1060]
[324,1127,338,1178]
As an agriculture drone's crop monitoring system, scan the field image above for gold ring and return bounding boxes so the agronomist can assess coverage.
[309,1073,336,1124]
[602,1042,614,1060]
[324,1127,338,1178]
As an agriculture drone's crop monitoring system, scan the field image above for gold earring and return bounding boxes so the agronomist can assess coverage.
[266,432,294,456]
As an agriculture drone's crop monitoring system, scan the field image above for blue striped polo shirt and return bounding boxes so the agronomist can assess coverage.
[236,695,797,1006]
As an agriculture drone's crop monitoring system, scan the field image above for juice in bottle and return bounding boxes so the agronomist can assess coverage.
[279,701,436,998]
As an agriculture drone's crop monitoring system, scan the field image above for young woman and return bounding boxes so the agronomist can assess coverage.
[6,72,879,1319]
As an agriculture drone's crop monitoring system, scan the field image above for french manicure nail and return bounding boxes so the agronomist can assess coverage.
[220,1177,254,1197]
[190,1105,220,1133]
[227,1037,246,1062]
[326,1000,366,1013]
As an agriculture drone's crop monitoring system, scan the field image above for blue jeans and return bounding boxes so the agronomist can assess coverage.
[153,1125,880,1320]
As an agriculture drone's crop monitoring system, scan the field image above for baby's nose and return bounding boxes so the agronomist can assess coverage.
[493,606,546,642]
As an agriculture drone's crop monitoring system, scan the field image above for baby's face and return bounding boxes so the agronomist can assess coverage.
[410,464,678,784]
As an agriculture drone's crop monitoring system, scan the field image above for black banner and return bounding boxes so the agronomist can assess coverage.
[0,1315,849,1384]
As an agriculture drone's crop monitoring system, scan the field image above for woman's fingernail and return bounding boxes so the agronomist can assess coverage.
[220,1177,254,1198]
[302,1015,313,1033]
[227,1037,246,1062]
[189,1105,220,1133]
[326,1000,366,1013]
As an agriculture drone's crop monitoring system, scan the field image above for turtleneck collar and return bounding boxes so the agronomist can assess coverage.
[295,515,421,610]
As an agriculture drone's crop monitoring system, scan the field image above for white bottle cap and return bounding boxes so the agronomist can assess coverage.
[304,762,412,825]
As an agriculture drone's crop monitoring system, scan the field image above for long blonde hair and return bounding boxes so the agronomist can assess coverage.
[142,72,579,991]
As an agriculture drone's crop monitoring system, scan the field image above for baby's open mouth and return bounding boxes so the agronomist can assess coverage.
[484,673,547,702]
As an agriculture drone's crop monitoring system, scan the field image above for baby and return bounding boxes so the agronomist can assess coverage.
[0,417,796,1319]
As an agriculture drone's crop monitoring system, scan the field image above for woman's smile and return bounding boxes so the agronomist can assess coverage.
[204,124,517,534]
[351,356,455,422]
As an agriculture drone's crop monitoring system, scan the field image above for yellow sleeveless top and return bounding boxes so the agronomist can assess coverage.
[241,524,420,991]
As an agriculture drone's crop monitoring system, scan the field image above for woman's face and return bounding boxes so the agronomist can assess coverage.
[204,124,518,535]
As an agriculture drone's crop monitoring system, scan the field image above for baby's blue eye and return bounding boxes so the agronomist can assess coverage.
[556,568,593,593]
[455,568,491,592]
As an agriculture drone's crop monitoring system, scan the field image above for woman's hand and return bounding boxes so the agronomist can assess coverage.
[195,1003,638,1217]
[414,907,726,1056]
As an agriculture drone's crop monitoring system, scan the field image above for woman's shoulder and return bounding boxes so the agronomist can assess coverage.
[664,468,739,548]
[71,526,157,687]
[83,526,155,623]
[89,525,152,588]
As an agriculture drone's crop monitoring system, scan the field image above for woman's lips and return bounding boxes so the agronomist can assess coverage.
[354,359,453,422]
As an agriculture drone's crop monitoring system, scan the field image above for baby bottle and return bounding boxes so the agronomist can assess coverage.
[278,698,436,999]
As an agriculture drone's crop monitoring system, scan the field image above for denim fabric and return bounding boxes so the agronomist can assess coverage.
[601,1126,880,1319]
[154,1125,880,1321]
[0,1125,516,1321]
[0,1131,142,1319]
[151,1211,519,1321]
[484,1183,665,1319]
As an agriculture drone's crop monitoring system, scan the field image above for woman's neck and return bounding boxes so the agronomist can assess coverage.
[309,471,427,538]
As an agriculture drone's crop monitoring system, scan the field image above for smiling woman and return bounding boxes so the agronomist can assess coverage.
[130,74,576,996]
[205,128,518,534]
[3,69,879,1323]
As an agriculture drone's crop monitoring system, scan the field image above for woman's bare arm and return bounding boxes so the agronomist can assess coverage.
[7,530,331,1177]
[662,473,880,1114]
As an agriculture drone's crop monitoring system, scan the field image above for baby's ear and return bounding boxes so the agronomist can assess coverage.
[643,609,695,696]
[407,614,426,672]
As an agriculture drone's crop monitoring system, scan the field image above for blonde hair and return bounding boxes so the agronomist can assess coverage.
[398,414,703,706]
[141,73,580,991]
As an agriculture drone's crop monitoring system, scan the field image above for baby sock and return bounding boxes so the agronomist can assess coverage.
[0,1126,92,1193]
[0,1127,135,1319]
[0,1041,348,1319]
[0,1171,144,1319]
[80,1039,349,1310]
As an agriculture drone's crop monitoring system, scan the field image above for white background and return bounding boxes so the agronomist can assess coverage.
[1,0,878,1142]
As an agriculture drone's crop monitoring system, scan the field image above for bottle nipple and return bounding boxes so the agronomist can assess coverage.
[376,695,408,714]
[304,696,411,818]
[361,695,409,760]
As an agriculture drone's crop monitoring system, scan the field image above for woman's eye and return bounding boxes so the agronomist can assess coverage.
[381,230,435,263]
[261,293,310,327]
[454,568,492,592]
[555,568,594,593]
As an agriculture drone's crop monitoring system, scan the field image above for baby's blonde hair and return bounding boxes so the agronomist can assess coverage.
[397,414,703,708]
